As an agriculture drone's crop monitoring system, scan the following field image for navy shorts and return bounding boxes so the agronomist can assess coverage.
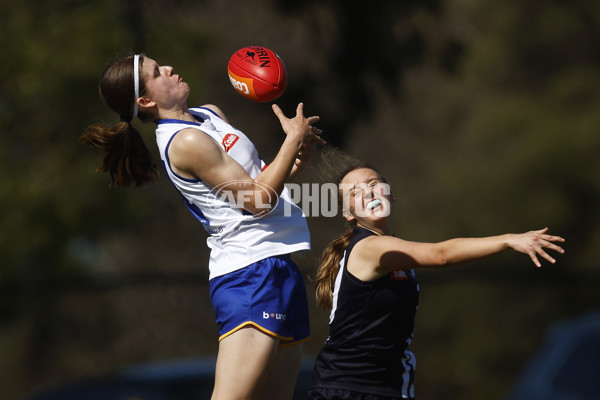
[209,254,310,345]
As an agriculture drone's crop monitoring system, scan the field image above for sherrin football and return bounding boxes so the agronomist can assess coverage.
[227,46,288,102]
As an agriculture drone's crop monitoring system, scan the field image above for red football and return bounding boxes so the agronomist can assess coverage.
[227,46,288,102]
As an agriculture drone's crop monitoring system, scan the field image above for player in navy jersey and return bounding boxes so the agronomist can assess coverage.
[308,148,565,400]
[81,53,324,400]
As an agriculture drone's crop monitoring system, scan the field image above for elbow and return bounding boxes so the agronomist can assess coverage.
[242,189,278,216]
[433,247,452,267]
[226,180,278,216]
[430,239,468,267]
[243,200,275,216]
[436,256,451,267]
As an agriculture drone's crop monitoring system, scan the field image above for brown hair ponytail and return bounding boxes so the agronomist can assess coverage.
[315,227,355,310]
[81,53,158,188]
[80,121,158,187]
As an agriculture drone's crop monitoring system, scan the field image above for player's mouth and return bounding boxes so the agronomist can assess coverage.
[366,199,382,211]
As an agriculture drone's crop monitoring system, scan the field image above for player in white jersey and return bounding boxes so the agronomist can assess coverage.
[155,106,310,280]
[82,54,324,400]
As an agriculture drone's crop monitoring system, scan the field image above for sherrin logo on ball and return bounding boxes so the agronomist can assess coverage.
[227,46,288,102]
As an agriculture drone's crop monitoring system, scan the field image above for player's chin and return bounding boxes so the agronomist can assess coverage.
[371,204,391,219]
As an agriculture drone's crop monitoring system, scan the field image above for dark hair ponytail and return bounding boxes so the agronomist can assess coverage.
[81,53,158,188]
[80,121,158,187]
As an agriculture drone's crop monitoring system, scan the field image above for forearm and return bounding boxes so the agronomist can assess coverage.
[438,235,510,266]
[288,156,308,181]
[250,102,321,203]
[254,137,302,197]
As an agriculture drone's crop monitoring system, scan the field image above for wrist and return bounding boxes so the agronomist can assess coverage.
[280,136,303,159]
[502,233,514,250]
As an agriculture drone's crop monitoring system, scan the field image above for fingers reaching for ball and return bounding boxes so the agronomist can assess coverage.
[272,103,325,147]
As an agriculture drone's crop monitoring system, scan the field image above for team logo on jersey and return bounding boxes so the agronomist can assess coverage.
[222,133,239,152]
[391,269,409,280]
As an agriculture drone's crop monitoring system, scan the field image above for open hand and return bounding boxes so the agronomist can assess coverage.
[507,227,565,268]
[272,103,325,148]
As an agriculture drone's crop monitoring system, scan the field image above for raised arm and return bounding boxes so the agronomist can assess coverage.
[256,103,323,191]
[348,228,565,281]
[167,103,322,214]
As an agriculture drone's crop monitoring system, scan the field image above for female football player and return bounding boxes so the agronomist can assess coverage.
[82,53,324,400]
[308,148,564,400]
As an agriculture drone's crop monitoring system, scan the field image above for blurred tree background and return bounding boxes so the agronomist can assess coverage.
[1,0,599,399]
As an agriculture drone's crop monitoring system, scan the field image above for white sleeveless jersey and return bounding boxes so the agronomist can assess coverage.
[155,107,310,280]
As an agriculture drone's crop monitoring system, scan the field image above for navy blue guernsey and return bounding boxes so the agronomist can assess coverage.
[310,227,420,399]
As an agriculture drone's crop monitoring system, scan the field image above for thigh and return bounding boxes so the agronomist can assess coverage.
[260,343,303,400]
[211,325,280,400]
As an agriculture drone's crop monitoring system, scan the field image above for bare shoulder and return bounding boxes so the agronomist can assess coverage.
[170,127,218,153]
[350,235,400,262]
[201,104,228,122]
[347,235,421,281]
[354,235,407,255]
[168,127,223,178]
[346,235,388,281]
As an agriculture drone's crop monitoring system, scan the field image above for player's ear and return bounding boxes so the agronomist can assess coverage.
[343,208,355,222]
[137,97,156,112]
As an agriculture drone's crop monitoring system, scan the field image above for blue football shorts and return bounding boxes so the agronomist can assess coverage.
[209,254,310,345]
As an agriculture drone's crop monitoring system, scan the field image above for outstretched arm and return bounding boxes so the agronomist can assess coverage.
[349,228,565,281]
[429,227,565,268]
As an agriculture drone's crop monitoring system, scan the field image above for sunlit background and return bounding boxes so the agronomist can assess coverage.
[1,1,599,399]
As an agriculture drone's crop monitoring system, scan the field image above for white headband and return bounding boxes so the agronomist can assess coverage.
[132,54,140,119]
